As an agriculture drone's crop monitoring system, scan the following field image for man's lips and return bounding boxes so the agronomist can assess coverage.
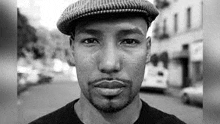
[92,80,127,96]
[93,80,126,89]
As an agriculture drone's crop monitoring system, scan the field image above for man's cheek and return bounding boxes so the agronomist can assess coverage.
[129,58,146,81]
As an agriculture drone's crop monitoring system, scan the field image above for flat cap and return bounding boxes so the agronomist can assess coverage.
[57,0,159,35]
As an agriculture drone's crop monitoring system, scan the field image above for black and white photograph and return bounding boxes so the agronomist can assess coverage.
[16,0,203,124]
[1,0,220,124]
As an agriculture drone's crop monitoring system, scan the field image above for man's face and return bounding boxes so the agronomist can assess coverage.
[71,15,150,113]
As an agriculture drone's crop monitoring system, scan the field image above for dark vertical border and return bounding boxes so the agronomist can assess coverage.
[204,0,220,123]
[0,0,17,124]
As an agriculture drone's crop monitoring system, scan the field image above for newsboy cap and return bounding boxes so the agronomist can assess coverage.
[57,0,159,35]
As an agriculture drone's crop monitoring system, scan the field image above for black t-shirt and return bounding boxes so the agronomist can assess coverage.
[29,99,186,124]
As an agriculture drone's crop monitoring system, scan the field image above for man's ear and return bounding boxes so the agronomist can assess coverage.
[68,37,76,66]
[146,36,151,64]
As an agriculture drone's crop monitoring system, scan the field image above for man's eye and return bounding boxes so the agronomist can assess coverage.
[81,38,99,45]
[120,39,140,46]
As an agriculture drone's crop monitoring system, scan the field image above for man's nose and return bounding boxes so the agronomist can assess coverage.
[98,44,121,74]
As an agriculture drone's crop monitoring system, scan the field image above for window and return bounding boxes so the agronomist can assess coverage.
[174,13,178,33]
[187,7,191,29]
[182,44,189,50]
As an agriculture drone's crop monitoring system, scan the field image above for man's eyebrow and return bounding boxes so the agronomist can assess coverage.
[75,28,102,35]
[117,28,145,36]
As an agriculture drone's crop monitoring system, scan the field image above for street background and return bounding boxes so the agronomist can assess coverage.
[16,0,204,124]
[18,73,202,124]
[5,0,220,124]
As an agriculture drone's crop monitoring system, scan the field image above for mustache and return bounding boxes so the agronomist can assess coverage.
[88,77,132,86]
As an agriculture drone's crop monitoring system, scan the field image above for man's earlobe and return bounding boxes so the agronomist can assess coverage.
[68,37,76,66]
[146,54,151,64]
[68,50,76,66]
[146,36,151,50]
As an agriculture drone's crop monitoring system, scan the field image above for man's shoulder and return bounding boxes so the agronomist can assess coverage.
[135,100,186,124]
[29,99,83,124]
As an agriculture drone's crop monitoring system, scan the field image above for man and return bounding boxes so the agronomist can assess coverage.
[30,0,185,123]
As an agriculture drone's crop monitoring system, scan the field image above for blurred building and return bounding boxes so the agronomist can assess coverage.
[18,0,71,66]
[151,0,203,88]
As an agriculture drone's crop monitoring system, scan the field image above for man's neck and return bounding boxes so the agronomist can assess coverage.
[74,93,142,124]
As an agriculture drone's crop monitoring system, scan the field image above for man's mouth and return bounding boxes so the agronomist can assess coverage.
[94,80,126,88]
[93,80,127,96]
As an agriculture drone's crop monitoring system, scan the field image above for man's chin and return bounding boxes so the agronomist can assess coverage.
[90,96,131,113]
